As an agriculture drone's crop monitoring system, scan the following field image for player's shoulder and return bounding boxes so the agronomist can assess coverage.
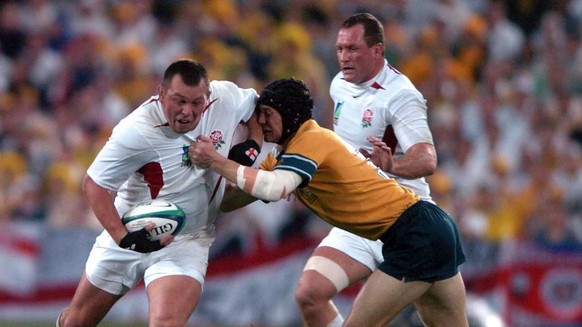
[210,80,237,92]
[294,120,334,146]
[112,97,164,149]
[383,65,423,93]
[210,80,257,96]
[119,99,162,128]
[209,80,258,111]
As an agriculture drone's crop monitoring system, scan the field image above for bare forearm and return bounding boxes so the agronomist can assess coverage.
[82,175,127,243]
[390,144,437,179]
[209,154,241,184]
[191,137,300,202]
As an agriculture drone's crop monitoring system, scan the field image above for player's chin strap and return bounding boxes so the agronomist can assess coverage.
[228,139,261,166]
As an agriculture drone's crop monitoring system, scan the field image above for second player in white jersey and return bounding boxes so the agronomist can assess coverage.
[295,14,439,327]
[330,59,434,201]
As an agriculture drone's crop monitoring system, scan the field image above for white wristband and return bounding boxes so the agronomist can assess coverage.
[236,165,246,189]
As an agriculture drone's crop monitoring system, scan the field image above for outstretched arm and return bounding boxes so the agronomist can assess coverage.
[190,136,302,202]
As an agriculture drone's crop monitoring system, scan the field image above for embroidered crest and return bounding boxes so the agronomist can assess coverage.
[333,100,344,126]
[181,144,192,167]
[361,109,373,128]
[209,130,225,149]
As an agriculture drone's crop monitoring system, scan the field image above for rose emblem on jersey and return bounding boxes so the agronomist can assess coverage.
[209,130,225,149]
[361,109,373,128]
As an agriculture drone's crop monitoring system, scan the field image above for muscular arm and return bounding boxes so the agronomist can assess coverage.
[191,136,301,202]
[82,174,127,244]
[366,139,437,179]
[386,92,437,179]
[390,143,437,179]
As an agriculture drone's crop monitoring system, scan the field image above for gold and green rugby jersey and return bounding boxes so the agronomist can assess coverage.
[261,119,420,240]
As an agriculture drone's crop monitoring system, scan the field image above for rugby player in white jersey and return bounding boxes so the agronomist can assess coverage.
[57,59,262,327]
[294,13,438,327]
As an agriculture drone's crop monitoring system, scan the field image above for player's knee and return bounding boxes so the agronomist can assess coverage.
[149,315,182,327]
[295,271,336,310]
[145,304,192,327]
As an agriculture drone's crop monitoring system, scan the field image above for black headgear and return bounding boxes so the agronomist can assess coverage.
[256,78,313,144]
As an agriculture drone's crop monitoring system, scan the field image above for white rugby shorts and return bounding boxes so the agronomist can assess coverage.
[85,230,214,295]
[317,227,384,271]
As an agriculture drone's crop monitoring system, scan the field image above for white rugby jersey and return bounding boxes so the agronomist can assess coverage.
[87,80,257,234]
[330,60,434,201]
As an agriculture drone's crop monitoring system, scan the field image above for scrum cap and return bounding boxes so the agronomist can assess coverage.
[257,78,313,144]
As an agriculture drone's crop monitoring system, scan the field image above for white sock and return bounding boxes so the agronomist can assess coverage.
[326,314,344,327]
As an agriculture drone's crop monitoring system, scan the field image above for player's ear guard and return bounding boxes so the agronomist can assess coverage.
[228,139,261,166]
[119,228,164,253]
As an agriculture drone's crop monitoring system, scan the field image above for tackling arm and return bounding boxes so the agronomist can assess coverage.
[190,136,302,202]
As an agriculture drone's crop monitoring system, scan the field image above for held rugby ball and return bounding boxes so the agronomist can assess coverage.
[121,200,186,241]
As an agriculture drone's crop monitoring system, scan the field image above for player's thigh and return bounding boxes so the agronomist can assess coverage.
[310,228,383,283]
[147,275,202,323]
[298,245,374,299]
[144,235,210,321]
[66,273,121,325]
[310,246,374,284]
[344,270,430,327]
[414,272,468,326]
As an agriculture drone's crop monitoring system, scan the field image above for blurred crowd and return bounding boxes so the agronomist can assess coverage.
[1,0,582,267]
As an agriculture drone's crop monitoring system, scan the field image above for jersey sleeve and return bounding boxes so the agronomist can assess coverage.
[259,153,278,171]
[273,127,328,187]
[86,121,155,190]
[387,90,434,152]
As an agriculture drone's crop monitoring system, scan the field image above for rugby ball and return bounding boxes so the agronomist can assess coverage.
[121,200,186,241]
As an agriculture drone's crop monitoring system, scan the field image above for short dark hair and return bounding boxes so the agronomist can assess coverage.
[341,13,384,48]
[162,59,209,89]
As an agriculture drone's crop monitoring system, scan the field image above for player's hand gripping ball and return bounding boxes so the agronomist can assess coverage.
[120,200,186,252]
